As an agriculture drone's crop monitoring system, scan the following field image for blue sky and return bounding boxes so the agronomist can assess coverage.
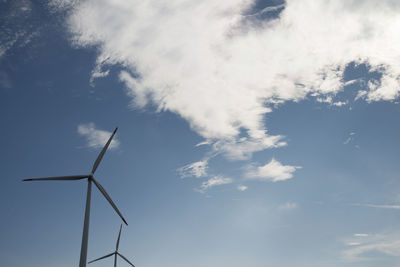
[2,0,400,266]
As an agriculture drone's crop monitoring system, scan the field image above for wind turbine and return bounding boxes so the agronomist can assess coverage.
[23,127,127,267]
[88,224,135,267]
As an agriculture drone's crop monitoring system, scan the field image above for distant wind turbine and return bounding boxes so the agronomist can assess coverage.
[23,127,127,267]
[88,224,135,267]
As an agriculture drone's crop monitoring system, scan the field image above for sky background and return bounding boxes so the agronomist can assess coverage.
[2,0,400,266]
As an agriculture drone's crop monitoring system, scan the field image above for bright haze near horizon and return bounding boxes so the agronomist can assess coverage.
[2,0,400,266]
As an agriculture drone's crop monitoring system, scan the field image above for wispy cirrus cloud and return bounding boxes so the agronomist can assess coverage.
[0,0,39,59]
[77,123,119,149]
[178,159,209,178]
[352,203,400,210]
[197,176,233,193]
[343,232,400,262]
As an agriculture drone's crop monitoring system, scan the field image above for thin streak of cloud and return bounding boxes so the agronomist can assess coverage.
[347,242,361,246]
[195,140,210,147]
[354,234,369,237]
[352,203,400,210]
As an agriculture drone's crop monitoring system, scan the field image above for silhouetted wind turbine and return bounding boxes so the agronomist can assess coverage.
[23,127,127,267]
[88,224,135,267]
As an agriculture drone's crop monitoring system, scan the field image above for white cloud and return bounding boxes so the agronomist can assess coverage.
[343,232,400,262]
[237,185,248,191]
[198,176,233,193]
[178,159,208,178]
[77,123,119,149]
[245,158,300,182]
[53,0,400,181]
[332,101,347,107]
[316,96,333,104]
[316,95,347,107]
[60,0,400,159]
[278,201,298,211]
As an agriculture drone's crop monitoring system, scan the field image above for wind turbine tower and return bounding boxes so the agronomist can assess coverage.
[24,127,127,267]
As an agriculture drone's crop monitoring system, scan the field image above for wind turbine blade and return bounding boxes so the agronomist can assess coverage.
[92,178,128,225]
[88,252,115,264]
[91,127,118,174]
[116,224,122,250]
[23,174,89,182]
[117,252,135,267]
